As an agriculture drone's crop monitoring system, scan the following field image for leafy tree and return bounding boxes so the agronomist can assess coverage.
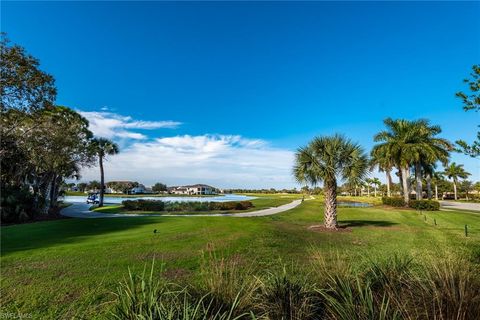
[0,33,56,112]
[77,182,88,192]
[152,182,167,193]
[443,163,471,200]
[459,180,474,200]
[87,180,101,191]
[90,138,119,207]
[293,135,369,229]
[455,65,480,158]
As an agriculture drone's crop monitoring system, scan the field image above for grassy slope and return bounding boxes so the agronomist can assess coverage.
[1,195,479,318]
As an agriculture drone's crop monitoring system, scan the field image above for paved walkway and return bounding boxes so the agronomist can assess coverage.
[440,201,480,212]
[61,199,304,219]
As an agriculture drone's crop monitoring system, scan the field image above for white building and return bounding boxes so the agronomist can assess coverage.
[169,184,217,195]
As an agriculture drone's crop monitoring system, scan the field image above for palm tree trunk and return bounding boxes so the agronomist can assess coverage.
[374,185,377,197]
[415,162,423,200]
[324,180,338,229]
[401,166,410,205]
[435,184,438,200]
[453,180,457,200]
[367,185,370,197]
[386,171,392,197]
[426,173,432,200]
[99,156,105,207]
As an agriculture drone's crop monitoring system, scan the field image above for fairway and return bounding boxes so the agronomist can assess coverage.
[1,196,479,319]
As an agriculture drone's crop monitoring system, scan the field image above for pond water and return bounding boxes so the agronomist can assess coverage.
[337,201,373,208]
[63,194,256,204]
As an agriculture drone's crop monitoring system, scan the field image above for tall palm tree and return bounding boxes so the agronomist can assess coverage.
[373,118,452,204]
[371,177,381,197]
[443,163,470,200]
[90,138,119,207]
[370,148,394,197]
[431,171,444,200]
[421,163,437,200]
[412,123,451,200]
[293,135,369,229]
[364,178,373,196]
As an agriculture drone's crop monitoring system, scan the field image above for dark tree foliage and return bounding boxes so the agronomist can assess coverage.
[455,65,480,158]
[0,33,56,112]
[1,35,94,222]
[152,182,168,192]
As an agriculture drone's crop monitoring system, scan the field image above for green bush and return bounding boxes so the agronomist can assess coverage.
[1,185,35,223]
[121,200,253,212]
[408,199,440,211]
[381,197,406,207]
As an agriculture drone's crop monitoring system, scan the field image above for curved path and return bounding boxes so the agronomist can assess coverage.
[61,199,304,219]
[440,200,480,213]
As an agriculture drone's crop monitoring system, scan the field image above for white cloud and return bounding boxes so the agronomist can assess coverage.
[79,111,181,140]
[79,134,296,189]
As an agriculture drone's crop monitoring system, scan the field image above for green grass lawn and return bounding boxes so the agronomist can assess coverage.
[1,195,479,319]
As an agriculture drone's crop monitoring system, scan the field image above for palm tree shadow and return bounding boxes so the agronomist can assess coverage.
[339,219,398,228]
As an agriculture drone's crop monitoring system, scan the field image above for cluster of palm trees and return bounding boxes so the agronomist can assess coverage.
[293,118,470,230]
[371,118,453,203]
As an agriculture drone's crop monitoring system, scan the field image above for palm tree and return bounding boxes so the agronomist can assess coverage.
[412,123,451,200]
[364,178,373,196]
[431,170,444,200]
[90,138,119,207]
[373,118,452,204]
[293,135,369,229]
[370,148,394,197]
[371,177,381,197]
[443,163,470,200]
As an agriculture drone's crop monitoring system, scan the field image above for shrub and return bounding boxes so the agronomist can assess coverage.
[381,197,406,207]
[1,185,35,223]
[122,199,165,211]
[121,200,254,212]
[408,200,440,211]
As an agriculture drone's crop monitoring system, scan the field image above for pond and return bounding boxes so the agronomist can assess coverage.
[337,201,373,208]
[63,194,256,204]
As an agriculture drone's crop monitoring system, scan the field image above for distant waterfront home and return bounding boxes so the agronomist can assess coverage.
[168,184,217,195]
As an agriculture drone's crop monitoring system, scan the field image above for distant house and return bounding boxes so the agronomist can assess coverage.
[169,184,217,195]
[130,184,146,194]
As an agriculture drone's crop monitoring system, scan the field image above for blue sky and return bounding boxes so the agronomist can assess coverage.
[2,1,479,188]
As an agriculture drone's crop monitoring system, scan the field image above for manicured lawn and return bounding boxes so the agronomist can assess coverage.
[1,195,479,319]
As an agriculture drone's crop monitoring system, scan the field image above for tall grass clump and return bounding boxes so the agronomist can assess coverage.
[256,267,322,320]
[110,261,249,320]
[110,253,480,320]
[198,251,260,314]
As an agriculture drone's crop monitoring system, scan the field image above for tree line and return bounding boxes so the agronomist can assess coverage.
[1,34,119,222]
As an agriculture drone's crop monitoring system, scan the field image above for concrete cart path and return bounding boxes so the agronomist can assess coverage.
[440,201,480,213]
[61,199,307,219]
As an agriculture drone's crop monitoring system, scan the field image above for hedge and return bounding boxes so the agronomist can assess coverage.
[381,197,406,207]
[408,199,440,211]
[122,200,253,212]
[382,197,440,211]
